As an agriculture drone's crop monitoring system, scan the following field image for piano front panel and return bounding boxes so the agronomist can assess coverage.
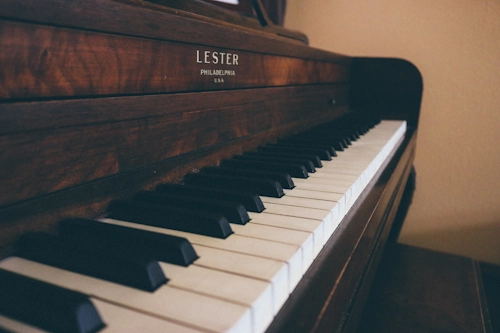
[0,19,348,100]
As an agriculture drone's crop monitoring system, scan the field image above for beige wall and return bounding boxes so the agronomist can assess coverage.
[285,0,500,265]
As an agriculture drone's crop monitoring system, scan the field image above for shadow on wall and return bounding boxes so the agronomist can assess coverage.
[399,221,500,265]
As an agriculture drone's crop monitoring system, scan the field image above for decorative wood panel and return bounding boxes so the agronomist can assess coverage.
[0,0,347,62]
[0,20,348,100]
[0,84,348,206]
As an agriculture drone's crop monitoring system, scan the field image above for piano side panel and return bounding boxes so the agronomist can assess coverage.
[349,57,423,128]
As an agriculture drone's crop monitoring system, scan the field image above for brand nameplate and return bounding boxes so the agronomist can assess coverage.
[196,49,240,84]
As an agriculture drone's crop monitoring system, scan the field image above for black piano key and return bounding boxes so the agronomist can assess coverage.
[16,232,167,292]
[242,151,323,167]
[254,144,336,162]
[155,183,265,213]
[340,135,352,146]
[184,173,285,198]
[201,166,295,190]
[286,134,349,149]
[281,137,345,152]
[343,130,359,141]
[259,144,332,161]
[134,191,250,225]
[219,159,309,179]
[108,199,233,239]
[232,154,316,173]
[59,218,198,266]
[0,269,105,333]
[317,130,358,142]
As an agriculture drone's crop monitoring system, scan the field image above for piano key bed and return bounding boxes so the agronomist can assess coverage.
[0,119,407,333]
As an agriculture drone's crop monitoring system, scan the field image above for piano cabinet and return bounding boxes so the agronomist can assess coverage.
[0,1,422,332]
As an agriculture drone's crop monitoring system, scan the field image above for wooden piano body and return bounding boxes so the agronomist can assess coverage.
[0,0,422,332]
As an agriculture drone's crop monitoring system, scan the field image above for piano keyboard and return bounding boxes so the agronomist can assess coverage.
[0,119,406,333]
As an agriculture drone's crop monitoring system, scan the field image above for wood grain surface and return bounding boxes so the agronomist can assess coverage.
[0,20,348,100]
[0,84,347,206]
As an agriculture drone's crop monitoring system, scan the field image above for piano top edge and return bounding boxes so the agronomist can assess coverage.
[0,0,350,63]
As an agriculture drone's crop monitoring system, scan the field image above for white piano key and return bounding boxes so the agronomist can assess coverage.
[308,172,360,196]
[309,173,358,182]
[284,188,344,203]
[261,202,333,240]
[192,246,289,313]
[230,223,315,272]
[260,195,341,238]
[100,218,303,292]
[261,195,338,212]
[160,263,273,333]
[0,287,205,333]
[295,177,354,188]
[307,173,363,201]
[292,182,353,210]
[294,180,352,194]
[0,257,252,333]
[248,212,325,256]
[92,298,205,333]
[283,188,346,218]
[292,179,351,196]
[98,219,291,313]
[293,178,355,208]
[318,165,366,176]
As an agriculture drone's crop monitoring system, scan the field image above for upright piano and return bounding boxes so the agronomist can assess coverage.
[0,0,423,332]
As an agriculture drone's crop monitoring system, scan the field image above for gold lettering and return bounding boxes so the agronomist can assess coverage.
[196,50,240,66]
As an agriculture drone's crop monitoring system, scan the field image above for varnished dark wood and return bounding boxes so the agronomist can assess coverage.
[480,263,500,333]
[0,20,347,100]
[145,0,307,43]
[0,85,347,207]
[350,58,423,128]
[0,0,343,62]
[356,244,492,333]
